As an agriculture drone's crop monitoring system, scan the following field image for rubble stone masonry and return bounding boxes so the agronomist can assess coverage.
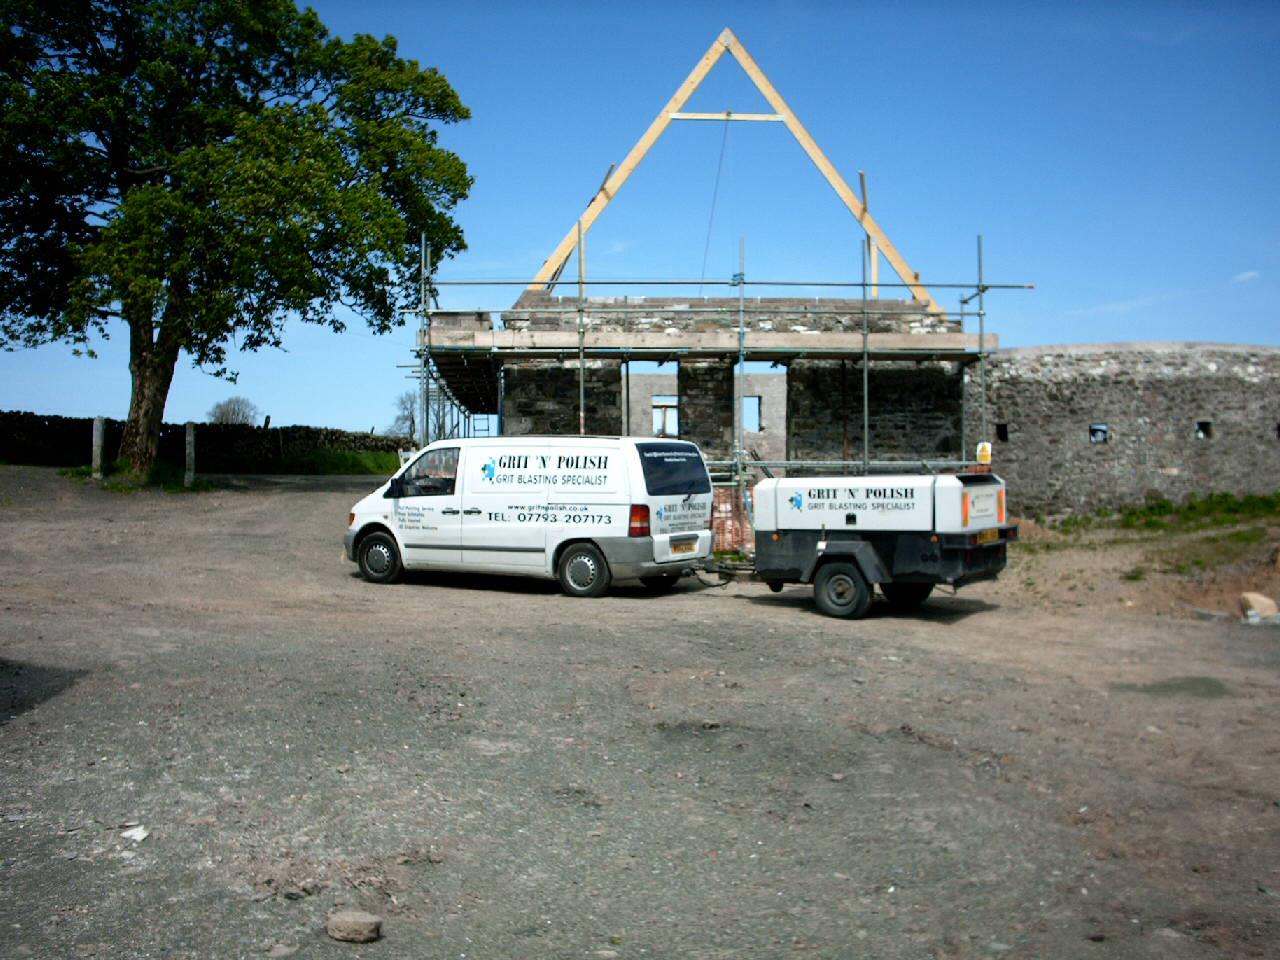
[985,344,1280,515]
[501,361,622,436]
[786,361,965,464]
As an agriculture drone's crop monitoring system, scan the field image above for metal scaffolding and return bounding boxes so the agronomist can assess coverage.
[408,243,1032,489]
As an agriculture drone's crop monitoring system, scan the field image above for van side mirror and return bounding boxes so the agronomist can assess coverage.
[385,476,404,499]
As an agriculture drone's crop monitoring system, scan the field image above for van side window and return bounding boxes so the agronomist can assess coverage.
[403,447,459,496]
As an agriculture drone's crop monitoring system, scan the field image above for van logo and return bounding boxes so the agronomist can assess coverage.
[655,507,665,521]
[481,458,496,481]
[788,492,803,510]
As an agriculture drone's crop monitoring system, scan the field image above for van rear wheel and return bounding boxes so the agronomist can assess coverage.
[881,582,933,611]
[558,543,611,598]
[358,531,402,584]
[813,562,871,619]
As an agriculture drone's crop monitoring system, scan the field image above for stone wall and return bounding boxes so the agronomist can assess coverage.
[984,344,1280,515]
[786,361,964,464]
[501,361,622,436]
[678,361,736,459]
[0,411,406,472]
[626,370,787,463]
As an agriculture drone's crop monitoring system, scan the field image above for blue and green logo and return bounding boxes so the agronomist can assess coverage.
[481,457,496,481]
[788,492,803,510]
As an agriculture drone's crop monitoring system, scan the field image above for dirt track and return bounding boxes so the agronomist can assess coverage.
[1,466,1277,959]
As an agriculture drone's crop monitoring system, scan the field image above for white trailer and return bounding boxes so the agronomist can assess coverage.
[752,472,1017,618]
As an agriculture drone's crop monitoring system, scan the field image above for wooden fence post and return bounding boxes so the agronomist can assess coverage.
[185,422,195,488]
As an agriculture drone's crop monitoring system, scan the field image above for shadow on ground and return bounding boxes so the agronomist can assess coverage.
[744,588,1000,623]
[0,658,87,725]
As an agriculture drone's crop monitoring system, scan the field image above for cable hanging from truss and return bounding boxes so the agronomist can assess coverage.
[698,116,732,297]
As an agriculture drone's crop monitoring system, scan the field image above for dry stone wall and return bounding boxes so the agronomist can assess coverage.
[0,411,405,472]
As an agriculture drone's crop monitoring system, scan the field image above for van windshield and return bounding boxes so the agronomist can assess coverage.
[636,442,711,495]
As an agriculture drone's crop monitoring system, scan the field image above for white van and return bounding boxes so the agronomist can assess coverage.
[343,436,714,596]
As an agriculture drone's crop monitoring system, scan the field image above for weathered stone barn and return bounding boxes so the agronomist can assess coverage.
[421,295,1280,515]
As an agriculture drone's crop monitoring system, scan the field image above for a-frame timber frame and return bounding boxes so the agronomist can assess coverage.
[529,27,942,317]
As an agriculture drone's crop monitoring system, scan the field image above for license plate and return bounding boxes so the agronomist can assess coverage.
[975,528,999,544]
[671,540,696,555]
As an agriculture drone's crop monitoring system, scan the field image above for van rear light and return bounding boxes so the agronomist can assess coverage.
[997,488,1006,524]
[628,504,650,537]
[961,491,971,527]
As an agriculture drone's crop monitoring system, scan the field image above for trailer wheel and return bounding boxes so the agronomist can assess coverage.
[881,582,933,611]
[813,562,871,619]
[766,581,784,593]
[558,543,611,598]
[357,531,402,584]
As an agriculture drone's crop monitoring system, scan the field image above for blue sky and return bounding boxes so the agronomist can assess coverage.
[2,0,1277,431]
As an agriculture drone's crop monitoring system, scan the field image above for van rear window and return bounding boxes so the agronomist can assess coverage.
[636,442,711,495]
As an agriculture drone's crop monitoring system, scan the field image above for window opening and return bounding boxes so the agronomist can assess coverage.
[1089,424,1109,444]
[652,395,679,437]
[743,396,763,432]
[1195,420,1213,440]
[995,423,1009,442]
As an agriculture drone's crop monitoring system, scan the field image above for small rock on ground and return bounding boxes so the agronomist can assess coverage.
[1240,592,1278,619]
[326,910,383,943]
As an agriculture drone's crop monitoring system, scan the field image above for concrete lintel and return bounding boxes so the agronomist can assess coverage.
[423,328,993,355]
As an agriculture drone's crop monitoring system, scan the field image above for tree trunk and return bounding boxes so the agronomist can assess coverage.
[118,315,180,481]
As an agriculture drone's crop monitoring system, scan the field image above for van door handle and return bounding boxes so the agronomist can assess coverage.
[441,508,461,515]
[463,508,482,515]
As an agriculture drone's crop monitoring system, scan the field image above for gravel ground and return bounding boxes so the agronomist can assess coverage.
[1,465,1277,959]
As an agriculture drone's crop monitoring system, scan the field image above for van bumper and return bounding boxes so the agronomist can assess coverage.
[342,529,357,562]
[597,532,712,580]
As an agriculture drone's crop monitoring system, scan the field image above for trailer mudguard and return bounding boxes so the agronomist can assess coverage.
[802,540,891,585]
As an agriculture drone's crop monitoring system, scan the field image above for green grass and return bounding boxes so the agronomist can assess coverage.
[1116,491,1280,531]
[1113,676,1231,698]
[1048,491,1280,534]
[277,449,402,476]
[1154,527,1275,575]
[60,448,400,484]
[1120,565,1147,581]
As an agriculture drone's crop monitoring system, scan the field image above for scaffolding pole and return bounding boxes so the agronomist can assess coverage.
[414,266,1031,495]
[577,220,586,436]
[736,239,747,518]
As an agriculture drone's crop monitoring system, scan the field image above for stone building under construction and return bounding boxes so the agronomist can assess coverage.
[412,27,1280,516]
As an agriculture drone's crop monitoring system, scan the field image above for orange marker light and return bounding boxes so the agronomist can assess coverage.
[997,488,1006,524]
[961,491,971,527]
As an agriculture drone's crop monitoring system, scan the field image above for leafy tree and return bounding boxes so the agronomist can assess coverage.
[387,389,416,439]
[0,0,470,478]
[208,395,259,425]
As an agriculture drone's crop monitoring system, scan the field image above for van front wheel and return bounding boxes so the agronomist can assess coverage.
[358,531,402,584]
[813,562,871,619]
[558,543,611,598]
